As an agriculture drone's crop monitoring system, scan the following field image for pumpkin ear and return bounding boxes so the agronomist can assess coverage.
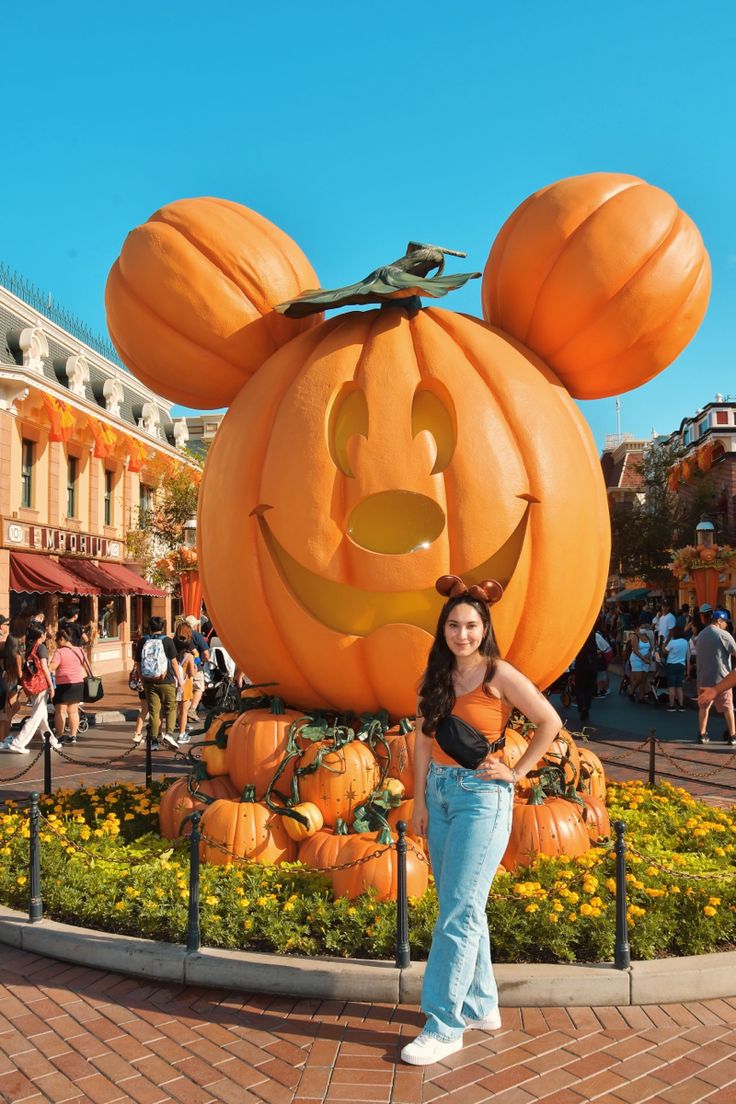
[105,197,322,409]
[481,172,711,400]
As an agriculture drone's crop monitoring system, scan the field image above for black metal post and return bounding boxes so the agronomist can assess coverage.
[29,793,43,922]
[614,820,630,969]
[42,732,52,797]
[648,727,656,787]
[186,812,201,953]
[395,820,410,968]
[145,729,153,788]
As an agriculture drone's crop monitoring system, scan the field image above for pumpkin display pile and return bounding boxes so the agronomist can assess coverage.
[157,694,611,899]
[109,171,709,900]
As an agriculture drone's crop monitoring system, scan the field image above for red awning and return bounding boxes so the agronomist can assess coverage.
[59,557,136,595]
[9,551,101,595]
[99,561,168,597]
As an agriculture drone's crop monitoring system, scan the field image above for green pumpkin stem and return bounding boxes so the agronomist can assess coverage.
[241,784,256,803]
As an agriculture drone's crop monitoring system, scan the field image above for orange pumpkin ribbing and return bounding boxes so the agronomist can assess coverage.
[199,306,610,716]
[105,197,322,409]
[482,173,710,399]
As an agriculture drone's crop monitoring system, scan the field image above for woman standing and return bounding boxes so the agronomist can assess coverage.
[49,629,90,743]
[0,624,56,752]
[172,626,197,744]
[401,576,561,1066]
[0,634,23,744]
[629,627,653,704]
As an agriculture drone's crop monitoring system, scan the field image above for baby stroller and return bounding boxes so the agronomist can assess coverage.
[645,654,669,707]
[48,704,90,735]
[201,647,241,714]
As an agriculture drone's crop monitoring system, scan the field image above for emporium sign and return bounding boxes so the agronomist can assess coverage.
[3,521,123,561]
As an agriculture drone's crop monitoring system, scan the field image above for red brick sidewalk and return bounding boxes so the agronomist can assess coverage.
[1,947,735,1104]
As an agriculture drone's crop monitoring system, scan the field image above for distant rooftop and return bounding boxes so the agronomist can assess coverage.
[0,260,125,370]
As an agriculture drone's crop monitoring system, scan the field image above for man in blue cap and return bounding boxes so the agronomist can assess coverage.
[696,606,736,745]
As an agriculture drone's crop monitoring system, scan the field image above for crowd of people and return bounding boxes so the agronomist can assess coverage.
[0,607,243,755]
[570,599,736,745]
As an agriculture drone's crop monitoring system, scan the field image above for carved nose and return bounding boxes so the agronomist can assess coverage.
[347,492,446,555]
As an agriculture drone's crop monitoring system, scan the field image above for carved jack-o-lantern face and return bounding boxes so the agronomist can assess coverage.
[199,306,610,717]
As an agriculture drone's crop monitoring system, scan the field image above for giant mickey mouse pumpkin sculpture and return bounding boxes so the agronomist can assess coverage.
[106,173,709,718]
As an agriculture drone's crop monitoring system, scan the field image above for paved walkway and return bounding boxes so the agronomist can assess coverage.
[2,672,736,1102]
[1,946,736,1104]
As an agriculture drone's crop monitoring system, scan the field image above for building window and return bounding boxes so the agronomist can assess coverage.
[716,411,729,425]
[139,482,151,517]
[699,418,709,437]
[67,455,77,518]
[104,470,113,526]
[684,427,692,445]
[20,439,33,508]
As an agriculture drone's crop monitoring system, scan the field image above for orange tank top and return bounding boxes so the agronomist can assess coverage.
[431,684,509,767]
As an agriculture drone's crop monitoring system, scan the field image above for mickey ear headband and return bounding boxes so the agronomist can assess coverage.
[435,575,504,605]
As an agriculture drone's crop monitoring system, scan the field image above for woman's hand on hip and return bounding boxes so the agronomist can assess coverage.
[477,757,516,783]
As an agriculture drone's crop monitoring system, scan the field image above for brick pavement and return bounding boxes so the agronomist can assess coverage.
[1,947,736,1103]
[2,674,736,1101]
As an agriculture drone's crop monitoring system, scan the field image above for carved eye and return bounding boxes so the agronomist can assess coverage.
[411,383,456,474]
[328,384,368,478]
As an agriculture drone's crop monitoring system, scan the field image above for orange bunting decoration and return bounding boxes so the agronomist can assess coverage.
[42,395,76,443]
[87,418,119,459]
[125,436,149,473]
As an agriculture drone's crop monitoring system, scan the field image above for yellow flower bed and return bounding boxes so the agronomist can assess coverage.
[0,779,732,961]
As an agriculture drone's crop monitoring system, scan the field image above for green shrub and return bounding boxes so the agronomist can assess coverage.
[0,778,733,962]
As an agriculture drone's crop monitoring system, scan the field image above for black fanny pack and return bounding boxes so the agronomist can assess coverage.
[435,714,506,770]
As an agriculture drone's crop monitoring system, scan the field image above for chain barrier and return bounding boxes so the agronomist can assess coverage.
[584,735,653,765]
[0,747,45,784]
[50,741,142,770]
[654,739,736,781]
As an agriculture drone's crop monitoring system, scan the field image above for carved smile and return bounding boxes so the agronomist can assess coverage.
[251,499,534,636]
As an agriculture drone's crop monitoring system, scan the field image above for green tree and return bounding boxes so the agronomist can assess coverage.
[126,453,202,588]
[610,440,724,588]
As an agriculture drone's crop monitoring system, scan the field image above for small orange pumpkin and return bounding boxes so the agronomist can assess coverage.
[330,826,429,902]
[577,746,607,801]
[298,738,380,827]
[298,819,352,870]
[577,793,611,843]
[198,786,296,866]
[373,719,416,797]
[225,698,302,799]
[502,785,591,871]
[540,728,581,788]
[283,801,324,842]
[158,774,238,840]
[198,712,239,778]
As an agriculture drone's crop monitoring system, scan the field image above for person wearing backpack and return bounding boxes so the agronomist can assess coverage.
[0,623,59,753]
[133,616,182,751]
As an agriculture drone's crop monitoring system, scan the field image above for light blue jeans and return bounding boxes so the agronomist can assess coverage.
[422,761,514,1041]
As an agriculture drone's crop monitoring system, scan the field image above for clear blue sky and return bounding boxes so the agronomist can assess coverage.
[3,1,735,449]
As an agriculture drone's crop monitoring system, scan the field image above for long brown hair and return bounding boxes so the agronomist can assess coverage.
[418,595,500,734]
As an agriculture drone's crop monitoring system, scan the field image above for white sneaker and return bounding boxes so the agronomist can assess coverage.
[400,1031,463,1066]
[464,1008,502,1031]
[49,735,63,751]
[160,733,179,751]
[132,733,144,746]
[4,742,29,755]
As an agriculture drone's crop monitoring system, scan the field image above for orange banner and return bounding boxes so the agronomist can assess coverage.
[88,417,119,459]
[41,395,76,443]
[126,436,150,473]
